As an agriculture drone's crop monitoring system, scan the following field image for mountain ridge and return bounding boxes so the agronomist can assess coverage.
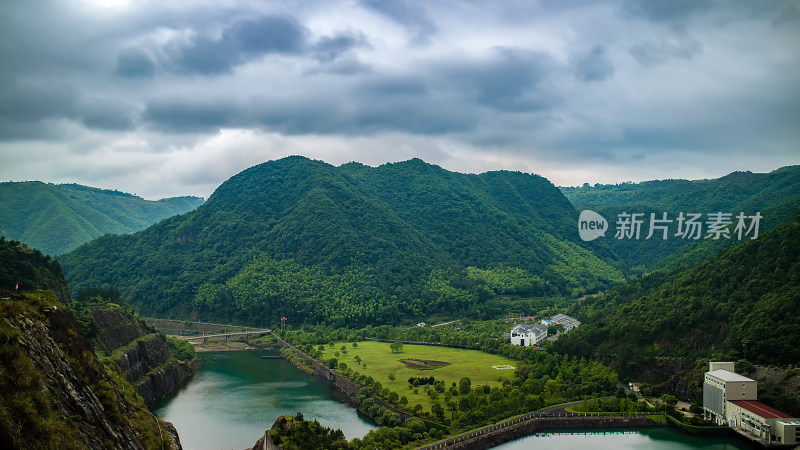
[59,156,623,326]
[0,181,204,255]
[560,165,800,272]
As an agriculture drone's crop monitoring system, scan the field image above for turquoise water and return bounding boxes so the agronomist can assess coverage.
[156,351,753,449]
[494,427,753,449]
[154,350,376,450]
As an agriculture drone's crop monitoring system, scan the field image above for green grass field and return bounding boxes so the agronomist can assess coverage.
[317,341,518,414]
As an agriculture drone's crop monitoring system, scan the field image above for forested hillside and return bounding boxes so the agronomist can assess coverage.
[0,181,204,255]
[0,237,69,303]
[555,208,800,372]
[561,166,800,273]
[60,157,623,326]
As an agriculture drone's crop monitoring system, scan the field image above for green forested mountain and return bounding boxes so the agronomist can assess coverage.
[0,181,204,255]
[555,208,800,371]
[561,166,800,273]
[60,156,623,326]
[0,237,69,303]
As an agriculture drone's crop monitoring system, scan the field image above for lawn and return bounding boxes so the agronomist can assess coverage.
[316,341,519,414]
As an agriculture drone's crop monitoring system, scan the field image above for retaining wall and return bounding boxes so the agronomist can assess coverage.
[418,414,661,449]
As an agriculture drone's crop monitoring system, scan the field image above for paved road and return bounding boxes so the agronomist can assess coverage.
[536,400,583,415]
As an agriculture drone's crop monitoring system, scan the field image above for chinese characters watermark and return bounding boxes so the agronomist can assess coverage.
[578,210,761,242]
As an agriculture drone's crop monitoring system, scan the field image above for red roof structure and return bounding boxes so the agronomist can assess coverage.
[729,400,793,420]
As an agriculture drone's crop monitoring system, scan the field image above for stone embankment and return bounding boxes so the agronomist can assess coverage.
[419,414,660,449]
[273,335,417,423]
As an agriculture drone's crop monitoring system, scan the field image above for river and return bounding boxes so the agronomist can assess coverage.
[154,350,376,450]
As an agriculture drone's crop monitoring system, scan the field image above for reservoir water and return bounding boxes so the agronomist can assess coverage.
[154,350,376,450]
[158,350,752,450]
[494,427,753,449]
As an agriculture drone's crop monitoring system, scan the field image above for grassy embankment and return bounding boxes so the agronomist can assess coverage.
[316,341,518,412]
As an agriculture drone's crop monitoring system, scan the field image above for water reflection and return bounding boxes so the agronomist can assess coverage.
[155,350,376,450]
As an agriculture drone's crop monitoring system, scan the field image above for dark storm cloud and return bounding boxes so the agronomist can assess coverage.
[78,98,138,131]
[574,46,614,82]
[226,16,307,55]
[163,15,370,75]
[1,0,798,199]
[622,0,712,28]
[351,101,477,135]
[0,81,136,135]
[143,97,240,132]
[452,48,560,113]
[311,32,370,63]
[168,15,308,75]
[0,82,76,124]
[114,47,156,78]
[361,77,428,97]
[360,0,437,44]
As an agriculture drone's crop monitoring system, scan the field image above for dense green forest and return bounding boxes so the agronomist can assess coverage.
[0,237,69,303]
[561,166,800,273]
[60,157,623,326]
[0,181,203,255]
[554,208,800,372]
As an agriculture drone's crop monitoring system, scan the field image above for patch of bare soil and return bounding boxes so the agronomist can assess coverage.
[399,359,451,370]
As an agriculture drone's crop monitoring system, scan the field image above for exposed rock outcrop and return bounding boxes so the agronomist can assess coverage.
[90,306,200,408]
[0,291,178,448]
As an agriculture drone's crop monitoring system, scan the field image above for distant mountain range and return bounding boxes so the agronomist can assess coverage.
[561,166,800,273]
[0,181,204,255]
[59,156,624,326]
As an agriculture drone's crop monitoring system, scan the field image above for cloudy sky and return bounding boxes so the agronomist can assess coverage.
[1,0,798,199]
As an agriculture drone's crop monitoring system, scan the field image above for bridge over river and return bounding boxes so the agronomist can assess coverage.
[180,329,272,343]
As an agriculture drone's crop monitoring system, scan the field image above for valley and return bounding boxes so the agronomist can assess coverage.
[1,159,798,448]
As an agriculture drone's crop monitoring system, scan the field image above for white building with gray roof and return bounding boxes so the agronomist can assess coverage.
[509,323,548,347]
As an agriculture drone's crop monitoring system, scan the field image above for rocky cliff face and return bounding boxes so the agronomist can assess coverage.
[0,291,181,449]
[90,306,152,355]
[90,306,200,409]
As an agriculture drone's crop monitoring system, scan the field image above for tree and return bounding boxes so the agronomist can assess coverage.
[458,377,471,395]
[547,323,565,336]
[661,394,678,406]
[390,342,404,353]
[431,402,445,421]
[388,373,396,382]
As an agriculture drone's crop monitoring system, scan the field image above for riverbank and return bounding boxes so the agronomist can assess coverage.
[190,342,264,352]
[155,350,377,449]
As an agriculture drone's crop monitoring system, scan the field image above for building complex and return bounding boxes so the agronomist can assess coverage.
[703,362,799,446]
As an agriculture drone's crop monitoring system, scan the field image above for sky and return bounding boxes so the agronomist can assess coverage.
[1,0,798,200]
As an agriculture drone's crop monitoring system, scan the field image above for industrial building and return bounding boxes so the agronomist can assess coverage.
[703,362,799,446]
